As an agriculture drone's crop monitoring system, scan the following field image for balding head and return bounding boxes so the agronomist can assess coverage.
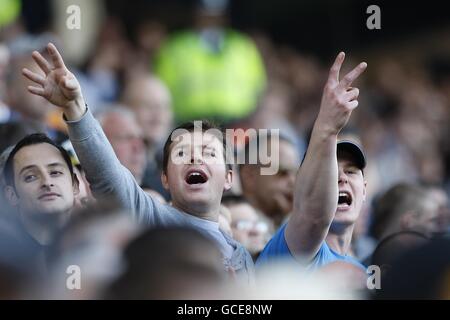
[122,74,172,147]
[97,106,147,184]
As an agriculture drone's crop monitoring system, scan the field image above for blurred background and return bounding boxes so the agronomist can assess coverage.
[0,0,449,299]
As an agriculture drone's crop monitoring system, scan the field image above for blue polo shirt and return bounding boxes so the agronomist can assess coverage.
[256,223,366,271]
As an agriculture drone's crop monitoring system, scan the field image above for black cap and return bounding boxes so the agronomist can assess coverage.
[337,140,366,169]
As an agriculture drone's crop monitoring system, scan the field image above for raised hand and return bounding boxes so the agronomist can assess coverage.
[22,43,86,120]
[317,52,367,135]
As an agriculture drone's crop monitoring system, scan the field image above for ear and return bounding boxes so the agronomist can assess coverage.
[4,186,19,207]
[223,169,233,192]
[72,174,80,196]
[161,172,169,190]
[362,180,368,202]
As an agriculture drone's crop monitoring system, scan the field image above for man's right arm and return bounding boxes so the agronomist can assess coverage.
[285,52,367,262]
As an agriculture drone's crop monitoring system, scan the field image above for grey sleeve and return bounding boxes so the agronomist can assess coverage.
[65,108,158,224]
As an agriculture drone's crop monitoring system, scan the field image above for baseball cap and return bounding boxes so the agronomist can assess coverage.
[337,140,366,170]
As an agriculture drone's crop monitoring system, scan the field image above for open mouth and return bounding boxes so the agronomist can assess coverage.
[338,191,352,206]
[185,169,208,185]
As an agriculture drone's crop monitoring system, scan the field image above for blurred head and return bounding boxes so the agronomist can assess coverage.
[122,74,172,148]
[161,121,232,218]
[239,134,299,226]
[370,183,448,240]
[7,55,53,121]
[194,0,229,28]
[3,134,79,218]
[107,227,225,299]
[45,204,139,299]
[223,195,270,256]
[375,237,450,299]
[371,231,429,277]
[97,106,147,184]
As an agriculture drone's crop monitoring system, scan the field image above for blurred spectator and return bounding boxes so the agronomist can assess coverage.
[121,73,172,150]
[238,133,300,227]
[154,0,266,123]
[37,204,139,299]
[371,231,429,279]
[375,237,450,299]
[222,194,271,260]
[370,183,449,241]
[106,227,226,299]
[96,105,147,185]
[121,73,173,199]
[5,34,68,142]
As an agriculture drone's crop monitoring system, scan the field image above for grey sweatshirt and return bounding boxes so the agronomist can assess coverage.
[66,109,254,282]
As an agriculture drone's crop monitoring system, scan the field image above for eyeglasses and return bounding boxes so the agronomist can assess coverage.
[232,220,269,233]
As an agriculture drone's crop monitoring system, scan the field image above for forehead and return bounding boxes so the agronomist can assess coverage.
[171,131,223,149]
[229,203,258,220]
[103,113,141,135]
[13,143,67,171]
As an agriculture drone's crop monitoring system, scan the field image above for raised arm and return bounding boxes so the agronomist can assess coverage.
[285,52,367,262]
[22,43,155,221]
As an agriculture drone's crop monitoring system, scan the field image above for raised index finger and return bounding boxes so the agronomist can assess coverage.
[327,52,345,85]
[338,62,367,90]
[47,43,67,69]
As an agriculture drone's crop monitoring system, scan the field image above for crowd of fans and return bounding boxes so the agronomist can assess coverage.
[0,0,449,299]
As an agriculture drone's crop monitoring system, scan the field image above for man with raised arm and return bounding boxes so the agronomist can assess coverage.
[22,43,254,281]
[257,52,368,270]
